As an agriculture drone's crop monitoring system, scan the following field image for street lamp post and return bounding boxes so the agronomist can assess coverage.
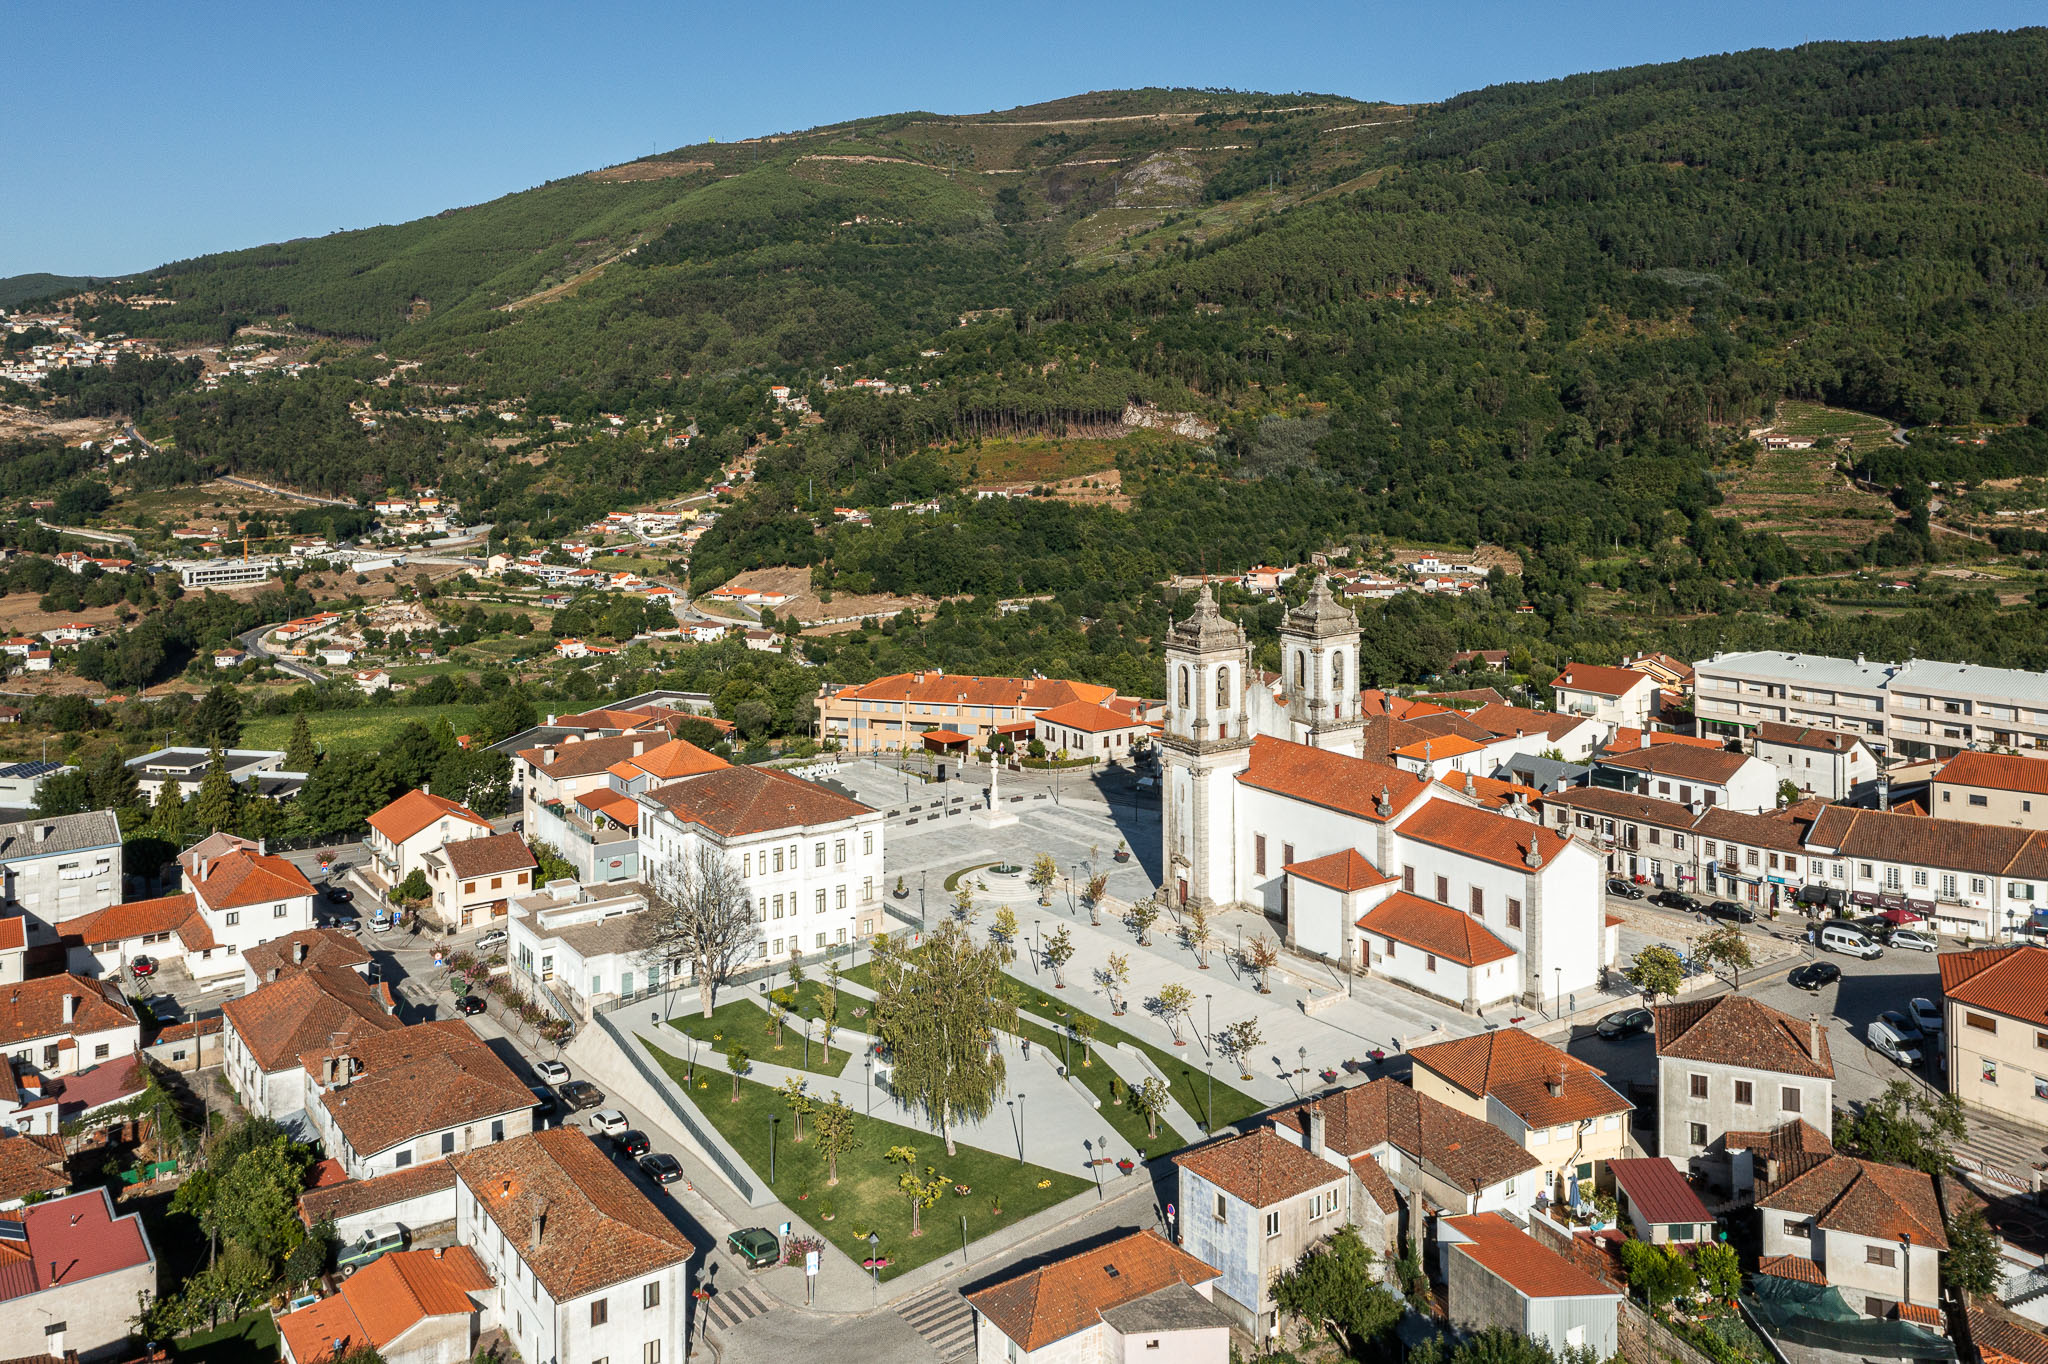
[1204,994,1213,1057]
[1034,919,1042,971]
[864,1053,873,1115]
[1017,1092,1027,1162]
[769,1115,779,1184]
[868,1231,880,1300]
[1554,967,1562,1020]
[1205,1060,1214,1133]
[919,871,927,932]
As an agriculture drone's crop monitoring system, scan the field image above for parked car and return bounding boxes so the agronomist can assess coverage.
[369,914,395,934]
[1788,961,1842,992]
[1877,1010,1926,1045]
[612,1129,651,1158]
[326,885,354,904]
[535,1060,571,1085]
[454,993,486,1016]
[1606,878,1645,900]
[1701,900,1757,924]
[1651,890,1701,912]
[338,1224,408,1276]
[590,1110,631,1135]
[1869,1019,1924,1067]
[1910,997,1943,1034]
[1815,924,1883,958]
[130,955,157,979]
[727,1227,780,1268]
[1595,1008,1653,1040]
[476,929,509,951]
[639,1152,684,1185]
[528,1086,557,1124]
[1888,928,1937,953]
[558,1080,605,1111]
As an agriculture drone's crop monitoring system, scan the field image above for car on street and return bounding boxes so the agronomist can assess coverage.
[1789,961,1842,992]
[1888,928,1938,953]
[535,1060,570,1084]
[139,994,181,1025]
[1910,997,1943,1034]
[590,1110,631,1135]
[612,1129,651,1158]
[727,1227,780,1268]
[454,993,486,1016]
[1650,890,1701,912]
[1700,900,1757,924]
[1607,879,1644,900]
[528,1086,557,1123]
[1869,1019,1924,1067]
[558,1080,605,1111]
[476,929,509,951]
[327,886,354,904]
[639,1152,684,1184]
[130,955,157,979]
[1878,1010,1925,1045]
[370,915,395,934]
[1595,1008,1653,1040]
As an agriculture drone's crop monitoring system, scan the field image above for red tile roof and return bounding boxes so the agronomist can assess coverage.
[838,672,1115,710]
[1757,1254,1828,1286]
[1443,1212,1617,1299]
[1034,699,1145,734]
[191,849,316,912]
[1268,1081,1539,1191]
[1654,994,1834,1079]
[1607,1157,1714,1226]
[1435,771,1545,811]
[0,918,20,953]
[964,1229,1220,1352]
[1237,736,1430,824]
[1804,806,2048,880]
[1942,944,2048,1024]
[1597,744,1754,785]
[0,974,135,1047]
[1172,1127,1346,1208]
[276,1245,492,1360]
[366,790,490,844]
[612,737,729,781]
[311,1021,533,1157]
[1408,1029,1629,1126]
[1936,750,2048,797]
[640,765,874,837]
[0,1135,66,1205]
[1756,721,1864,755]
[0,1187,151,1303]
[1466,703,1591,743]
[1974,1309,2048,1364]
[1396,798,1576,872]
[1356,891,1516,967]
[1759,1154,1948,1249]
[65,892,214,951]
[439,833,538,880]
[1609,727,1730,752]
[222,965,402,1074]
[299,1160,458,1228]
[241,927,370,983]
[1552,663,1653,698]
[1283,849,1392,893]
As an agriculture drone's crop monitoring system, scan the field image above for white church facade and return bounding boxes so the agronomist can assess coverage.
[1160,581,1615,1012]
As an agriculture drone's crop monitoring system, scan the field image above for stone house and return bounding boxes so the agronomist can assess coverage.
[1440,1211,1623,1358]
[1172,1126,1352,1337]
[1757,1153,1947,1320]
[1654,994,1835,1185]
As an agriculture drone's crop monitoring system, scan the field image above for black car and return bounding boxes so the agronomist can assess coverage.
[326,886,354,904]
[1701,900,1757,924]
[1595,1008,1654,1040]
[558,1080,606,1111]
[612,1129,651,1158]
[454,993,486,1016]
[528,1086,558,1123]
[1607,878,1645,900]
[1650,890,1702,913]
[639,1152,684,1184]
[1789,961,1842,991]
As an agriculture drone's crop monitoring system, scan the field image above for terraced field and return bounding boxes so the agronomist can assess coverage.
[1719,404,1900,551]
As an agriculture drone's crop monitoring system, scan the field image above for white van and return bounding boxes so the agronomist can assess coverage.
[1817,924,1883,959]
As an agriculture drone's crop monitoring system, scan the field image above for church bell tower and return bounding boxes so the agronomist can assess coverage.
[1160,586,1253,912]
[1279,575,1363,755]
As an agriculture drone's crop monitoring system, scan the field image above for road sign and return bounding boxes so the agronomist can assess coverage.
[805,1251,820,1277]
[779,1221,792,1238]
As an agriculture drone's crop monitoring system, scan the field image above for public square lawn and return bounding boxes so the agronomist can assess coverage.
[645,1049,1089,1280]
[666,992,850,1079]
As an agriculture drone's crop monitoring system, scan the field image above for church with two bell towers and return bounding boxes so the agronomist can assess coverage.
[1158,578,1613,1013]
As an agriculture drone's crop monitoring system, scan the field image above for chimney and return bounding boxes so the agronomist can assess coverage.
[257,838,267,857]
[1307,1104,1326,1154]
[61,994,76,1025]
[542,747,556,766]
[32,825,47,845]
[1809,1013,1821,1061]
[267,967,279,984]
[295,941,308,965]
[1546,1064,1565,1099]
[1639,729,1651,750]
[528,1198,547,1253]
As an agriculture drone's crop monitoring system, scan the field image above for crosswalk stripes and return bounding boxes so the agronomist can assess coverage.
[701,1279,775,1333]
[897,1283,976,1361]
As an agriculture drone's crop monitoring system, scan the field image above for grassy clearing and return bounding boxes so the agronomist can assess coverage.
[241,702,483,753]
[174,1310,279,1364]
[643,1051,1088,1280]
[1771,399,1898,454]
[667,987,851,1079]
[934,430,1188,484]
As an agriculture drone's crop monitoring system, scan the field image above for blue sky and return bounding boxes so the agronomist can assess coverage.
[2,1,2037,277]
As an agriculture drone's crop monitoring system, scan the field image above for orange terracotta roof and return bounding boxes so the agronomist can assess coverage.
[438,833,537,880]
[965,1229,1220,1353]
[1598,744,1754,785]
[1552,663,1653,698]
[1937,750,2048,796]
[920,729,972,744]
[241,927,370,983]
[311,1021,533,1158]
[640,765,874,837]
[1443,1213,1617,1298]
[1610,727,1730,752]
[365,789,490,844]
[1356,891,1516,967]
[1654,994,1833,1079]
[1393,732,1485,761]
[1974,1309,2048,1364]
[298,1161,457,1228]
[276,1245,492,1359]
[838,672,1115,710]
[1283,849,1393,894]
[1172,1127,1347,1208]
[1435,771,1544,811]
[1396,798,1576,872]
[1237,736,1430,824]
[1757,1254,1828,1286]
[616,737,728,781]
[1898,1303,1943,1327]
[1941,944,2048,1024]
[191,850,316,912]
[575,789,642,827]
[1759,1154,1947,1249]
[1269,1081,1539,1192]
[1467,703,1595,742]
[222,966,402,1074]
[0,974,136,1047]
[66,893,214,952]
[0,918,22,953]
[1407,1029,1629,1126]
[1034,699,1144,734]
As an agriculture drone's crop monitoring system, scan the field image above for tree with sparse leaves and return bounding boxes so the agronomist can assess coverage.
[1694,925,1754,986]
[1243,934,1280,992]
[780,1075,813,1141]
[637,845,755,1018]
[1153,982,1196,1045]
[1044,925,1074,988]
[1624,944,1685,1007]
[725,1043,749,1102]
[1131,1076,1169,1139]
[885,1146,948,1237]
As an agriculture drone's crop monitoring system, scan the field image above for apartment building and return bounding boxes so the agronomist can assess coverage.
[1550,663,1658,728]
[1931,751,2048,829]
[1939,944,2048,1126]
[0,811,122,952]
[815,670,1120,752]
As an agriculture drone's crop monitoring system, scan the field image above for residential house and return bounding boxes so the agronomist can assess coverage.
[276,1244,494,1364]
[1551,663,1659,729]
[69,834,319,984]
[211,647,244,668]
[239,926,371,993]
[1606,1157,1716,1245]
[123,746,289,800]
[221,965,402,1124]
[1795,804,2048,939]
[1757,1153,1946,1320]
[1654,994,1834,1179]
[0,760,71,811]
[517,731,716,830]
[299,1159,463,1245]
[0,974,138,1077]
[1592,740,1780,813]
[452,1128,698,1364]
[1932,752,2048,830]
[0,810,123,954]
[0,1187,156,1362]
[1539,787,1700,889]
[1755,721,1876,802]
[520,735,726,884]
[814,671,1122,752]
[1625,652,1696,694]
[1439,1211,1622,1359]
[1031,699,1152,761]
[964,1229,1231,1364]
[368,790,494,888]
[638,764,886,964]
[353,669,392,693]
[507,880,658,1019]
[0,1133,68,1209]
[422,833,538,931]
[306,1020,534,1179]
[1172,1125,1353,1335]
[1406,1028,1633,1204]
[1939,944,2048,1125]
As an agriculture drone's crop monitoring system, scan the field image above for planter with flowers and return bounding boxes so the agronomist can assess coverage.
[1116,1158,1136,1175]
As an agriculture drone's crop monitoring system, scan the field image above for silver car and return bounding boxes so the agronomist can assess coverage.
[1888,928,1937,953]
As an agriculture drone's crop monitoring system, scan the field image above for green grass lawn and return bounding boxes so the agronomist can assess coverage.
[643,1050,1089,1279]
[174,1310,278,1364]
[241,702,484,754]
[1009,987,1266,1133]
[668,989,851,1079]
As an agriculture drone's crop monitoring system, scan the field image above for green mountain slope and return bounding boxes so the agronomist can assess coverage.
[0,273,97,309]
